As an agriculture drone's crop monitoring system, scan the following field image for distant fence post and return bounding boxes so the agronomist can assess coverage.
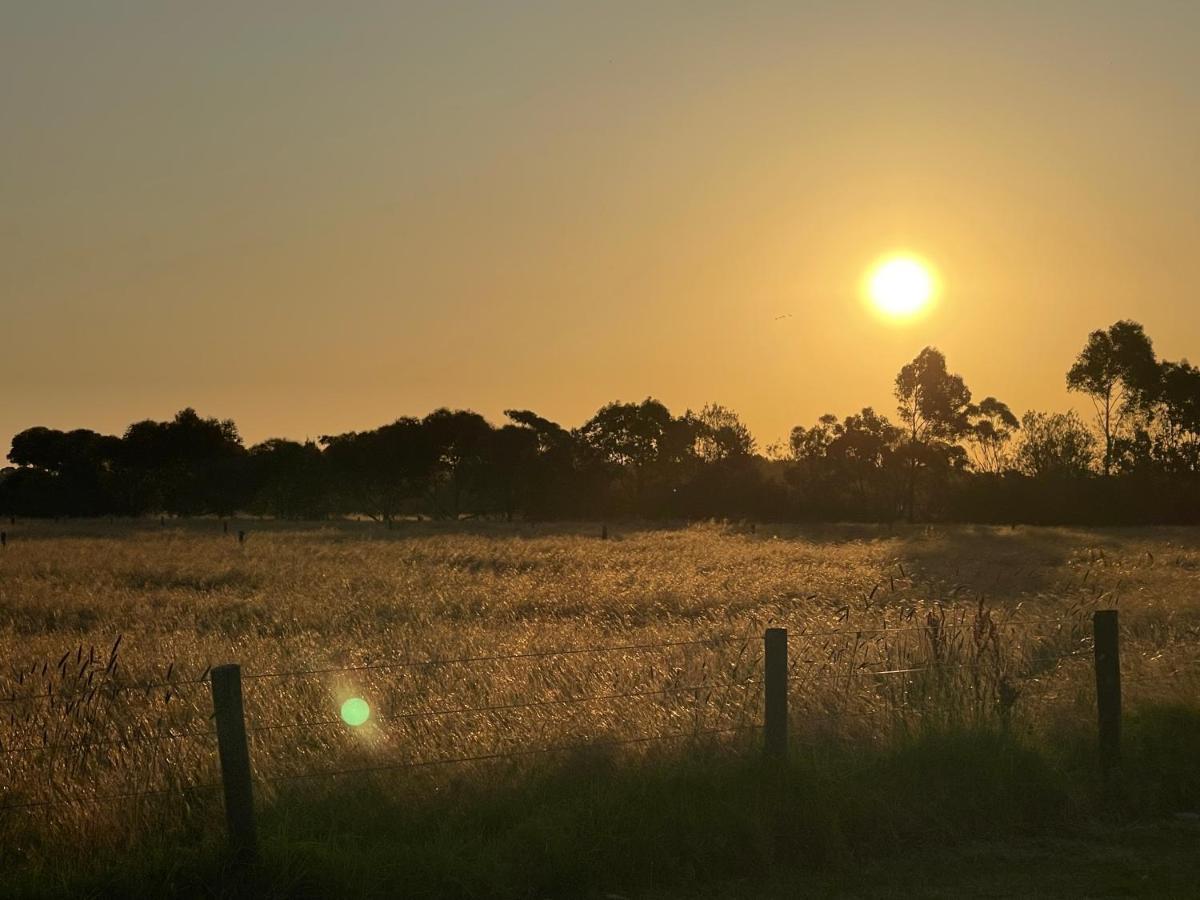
[1092,610,1121,773]
[764,628,788,759]
[211,664,258,864]
[1,530,6,548]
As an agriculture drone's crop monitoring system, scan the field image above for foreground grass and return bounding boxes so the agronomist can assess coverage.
[675,824,1200,899]
[6,706,1199,899]
[3,522,1198,896]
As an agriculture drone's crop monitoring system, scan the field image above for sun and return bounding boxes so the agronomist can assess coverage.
[864,254,938,320]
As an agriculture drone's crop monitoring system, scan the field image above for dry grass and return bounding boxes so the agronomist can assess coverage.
[1,519,1198,860]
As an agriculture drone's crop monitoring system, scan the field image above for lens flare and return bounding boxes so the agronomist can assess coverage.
[340,697,370,727]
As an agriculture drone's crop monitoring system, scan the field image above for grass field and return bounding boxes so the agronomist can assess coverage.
[1,520,1199,897]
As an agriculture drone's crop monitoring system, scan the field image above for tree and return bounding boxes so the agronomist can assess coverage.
[687,403,755,462]
[784,408,901,520]
[320,418,436,521]
[8,427,123,515]
[119,409,248,516]
[966,397,1020,474]
[503,409,573,454]
[576,399,697,512]
[421,409,494,517]
[578,399,676,469]
[894,348,974,521]
[789,414,838,462]
[0,467,12,517]
[1148,359,1200,474]
[1066,320,1160,475]
[501,409,586,517]
[828,408,902,513]
[247,439,329,519]
[481,424,540,521]
[0,466,62,517]
[1015,411,1097,478]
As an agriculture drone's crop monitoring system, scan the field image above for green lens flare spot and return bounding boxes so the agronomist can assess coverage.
[341,697,370,727]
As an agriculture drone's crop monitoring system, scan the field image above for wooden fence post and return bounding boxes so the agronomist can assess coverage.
[764,628,788,759]
[211,664,258,864]
[1093,610,1121,773]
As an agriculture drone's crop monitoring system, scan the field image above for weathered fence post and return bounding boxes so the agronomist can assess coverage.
[237,530,246,546]
[764,627,788,759]
[601,523,608,540]
[211,664,258,864]
[1,530,6,548]
[1093,610,1121,773]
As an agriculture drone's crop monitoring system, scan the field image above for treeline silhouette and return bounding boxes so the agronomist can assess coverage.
[3,320,1198,525]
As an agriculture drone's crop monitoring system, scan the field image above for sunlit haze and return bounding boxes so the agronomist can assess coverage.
[4,3,1200,449]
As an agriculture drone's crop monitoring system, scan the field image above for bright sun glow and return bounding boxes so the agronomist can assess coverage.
[865,254,937,319]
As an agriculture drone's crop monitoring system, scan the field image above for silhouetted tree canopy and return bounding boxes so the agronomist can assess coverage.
[966,397,1020,475]
[1152,359,1200,473]
[1015,411,1097,478]
[1066,320,1159,475]
[894,347,981,521]
[247,439,328,519]
[4,321,1199,525]
[689,403,756,462]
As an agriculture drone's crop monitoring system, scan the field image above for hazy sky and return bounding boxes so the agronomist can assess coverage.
[4,2,1199,453]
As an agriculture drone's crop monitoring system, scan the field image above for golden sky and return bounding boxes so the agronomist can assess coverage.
[3,2,1199,453]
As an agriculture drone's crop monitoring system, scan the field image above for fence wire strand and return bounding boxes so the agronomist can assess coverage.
[261,724,761,785]
[782,649,1091,682]
[238,635,752,683]
[2,727,217,758]
[1,617,1087,703]
[6,613,1179,823]
[781,616,1087,639]
[0,780,222,813]
[0,676,210,707]
[243,678,763,736]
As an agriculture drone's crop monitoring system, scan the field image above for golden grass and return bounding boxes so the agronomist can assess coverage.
[1,519,1198,852]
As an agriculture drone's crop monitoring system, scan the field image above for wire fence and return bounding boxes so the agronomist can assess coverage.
[1,611,1194,822]
[0,616,1091,707]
